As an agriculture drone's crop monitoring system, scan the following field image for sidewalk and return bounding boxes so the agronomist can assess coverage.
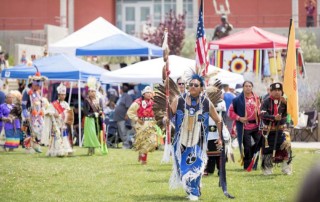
[291,142,320,149]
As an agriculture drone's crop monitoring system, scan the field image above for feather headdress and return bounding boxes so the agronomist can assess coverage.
[28,65,48,84]
[183,67,205,87]
[57,83,67,94]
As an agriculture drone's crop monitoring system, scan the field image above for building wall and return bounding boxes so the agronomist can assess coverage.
[0,0,60,30]
[204,0,317,28]
[0,0,318,31]
[0,0,115,31]
[74,0,115,31]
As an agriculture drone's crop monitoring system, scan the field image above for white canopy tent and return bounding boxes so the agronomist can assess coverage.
[49,17,124,55]
[100,55,244,86]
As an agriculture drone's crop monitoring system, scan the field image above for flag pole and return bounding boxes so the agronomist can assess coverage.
[283,19,299,127]
[161,28,171,164]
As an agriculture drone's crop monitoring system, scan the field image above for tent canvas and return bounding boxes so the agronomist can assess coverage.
[76,34,163,57]
[49,17,124,55]
[100,55,244,86]
[208,26,300,50]
[1,53,109,81]
[1,53,109,148]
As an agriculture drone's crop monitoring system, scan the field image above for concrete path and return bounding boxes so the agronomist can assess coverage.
[291,142,320,149]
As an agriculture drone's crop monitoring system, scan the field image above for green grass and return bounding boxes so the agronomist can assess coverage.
[0,147,320,202]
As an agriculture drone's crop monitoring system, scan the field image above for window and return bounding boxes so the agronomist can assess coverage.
[116,0,195,34]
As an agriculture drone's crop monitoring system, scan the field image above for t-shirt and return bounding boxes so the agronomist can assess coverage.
[224,92,236,111]
[113,93,132,121]
[0,91,5,105]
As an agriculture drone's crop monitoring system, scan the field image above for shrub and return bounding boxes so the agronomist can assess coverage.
[314,92,320,112]
[298,30,320,62]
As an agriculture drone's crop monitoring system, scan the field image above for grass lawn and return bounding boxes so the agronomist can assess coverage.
[1,146,320,202]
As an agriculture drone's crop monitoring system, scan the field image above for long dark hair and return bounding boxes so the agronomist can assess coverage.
[242,80,253,87]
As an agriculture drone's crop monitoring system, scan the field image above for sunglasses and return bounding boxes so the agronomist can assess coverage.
[178,83,185,86]
[189,83,200,88]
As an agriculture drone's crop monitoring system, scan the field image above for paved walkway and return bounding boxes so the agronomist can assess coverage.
[291,142,320,149]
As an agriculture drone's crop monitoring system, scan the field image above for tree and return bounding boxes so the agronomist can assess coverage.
[143,10,186,56]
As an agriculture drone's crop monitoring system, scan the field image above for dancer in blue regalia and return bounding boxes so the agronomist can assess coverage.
[169,73,223,201]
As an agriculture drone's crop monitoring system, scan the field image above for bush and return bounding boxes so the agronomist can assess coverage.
[181,34,195,59]
[298,30,320,62]
[314,92,320,112]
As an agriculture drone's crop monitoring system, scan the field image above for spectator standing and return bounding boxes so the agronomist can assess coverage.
[20,51,27,64]
[176,77,186,95]
[222,84,236,133]
[0,51,6,71]
[212,15,233,40]
[114,84,133,149]
[305,0,316,27]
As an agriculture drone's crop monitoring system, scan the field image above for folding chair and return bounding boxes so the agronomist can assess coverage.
[106,121,120,148]
[293,111,318,142]
[304,110,318,142]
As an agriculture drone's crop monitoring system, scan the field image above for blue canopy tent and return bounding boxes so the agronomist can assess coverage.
[2,53,109,147]
[76,33,163,57]
[1,53,107,81]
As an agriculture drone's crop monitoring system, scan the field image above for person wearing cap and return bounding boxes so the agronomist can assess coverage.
[212,14,233,40]
[21,72,47,153]
[127,86,157,165]
[260,82,292,175]
[228,81,261,170]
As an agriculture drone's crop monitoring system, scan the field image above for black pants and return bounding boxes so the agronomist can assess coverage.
[262,130,284,155]
[243,128,261,169]
[306,16,314,27]
[206,139,220,174]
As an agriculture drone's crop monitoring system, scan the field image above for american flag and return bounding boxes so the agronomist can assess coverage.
[195,0,209,76]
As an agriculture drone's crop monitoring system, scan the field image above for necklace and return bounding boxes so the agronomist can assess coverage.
[190,95,198,107]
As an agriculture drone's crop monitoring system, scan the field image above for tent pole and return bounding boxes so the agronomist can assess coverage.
[273,43,278,81]
[78,79,82,147]
[118,84,121,96]
[68,82,73,105]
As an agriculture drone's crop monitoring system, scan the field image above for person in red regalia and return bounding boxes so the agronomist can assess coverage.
[127,86,157,165]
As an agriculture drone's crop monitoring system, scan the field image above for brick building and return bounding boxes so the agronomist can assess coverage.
[0,0,318,32]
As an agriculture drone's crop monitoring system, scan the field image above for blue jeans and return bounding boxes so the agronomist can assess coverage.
[117,120,130,148]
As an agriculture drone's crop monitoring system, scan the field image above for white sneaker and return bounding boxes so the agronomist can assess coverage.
[282,166,292,175]
[188,194,199,201]
[263,169,273,176]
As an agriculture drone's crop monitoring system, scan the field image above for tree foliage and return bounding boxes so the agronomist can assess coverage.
[143,10,186,56]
